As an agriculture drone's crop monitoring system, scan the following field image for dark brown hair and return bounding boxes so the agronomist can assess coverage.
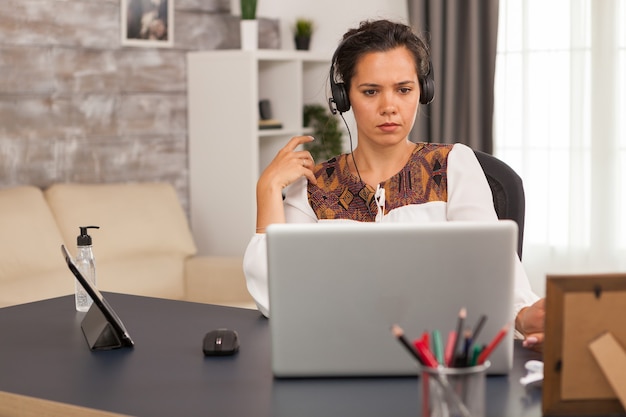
[332,19,431,92]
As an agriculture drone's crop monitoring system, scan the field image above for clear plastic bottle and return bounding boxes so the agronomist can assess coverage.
[75,226,99,312]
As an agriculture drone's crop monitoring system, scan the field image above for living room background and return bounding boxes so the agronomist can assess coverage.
[0,0,405,214]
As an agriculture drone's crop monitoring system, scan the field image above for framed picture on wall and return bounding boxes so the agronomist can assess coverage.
[121,0,174,47]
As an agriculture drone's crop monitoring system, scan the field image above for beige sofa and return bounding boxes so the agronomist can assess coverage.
[0,182,255,309]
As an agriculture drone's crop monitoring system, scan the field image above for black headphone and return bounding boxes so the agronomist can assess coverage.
[328,48,435,115]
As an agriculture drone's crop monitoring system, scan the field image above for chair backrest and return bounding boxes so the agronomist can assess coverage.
[473,150,525,259]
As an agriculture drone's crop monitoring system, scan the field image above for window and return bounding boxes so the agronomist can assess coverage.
[494,0,626,295]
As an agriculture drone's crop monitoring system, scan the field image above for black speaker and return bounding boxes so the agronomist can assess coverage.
[328,53,435,114]
[259,99,272,120]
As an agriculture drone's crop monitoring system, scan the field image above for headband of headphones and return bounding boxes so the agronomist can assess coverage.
[328,33,435,115]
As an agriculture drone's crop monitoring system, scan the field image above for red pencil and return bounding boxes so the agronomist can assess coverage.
[477,322,511,365]
[421,331,431,362]
[413,339,440,368]
[444,330,456,366]
[419,331,431,417]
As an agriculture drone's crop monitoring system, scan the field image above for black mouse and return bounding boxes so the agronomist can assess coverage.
[203,329,239,356]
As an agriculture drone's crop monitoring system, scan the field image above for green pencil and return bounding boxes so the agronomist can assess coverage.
[431,329,444,365]
[470,344,483,366]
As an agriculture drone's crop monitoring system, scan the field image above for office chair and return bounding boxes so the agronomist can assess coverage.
[473,150,525,259]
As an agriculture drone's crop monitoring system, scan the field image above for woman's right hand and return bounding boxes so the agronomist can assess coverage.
[258,136,317,191]
[255,136,316,232]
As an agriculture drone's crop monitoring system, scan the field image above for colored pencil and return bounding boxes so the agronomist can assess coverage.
[420,331,431,417]
[451,307,466,366]
[444,330,456,366]
[470,344,483,366]
[465,314,487,363]
[471,314,487,343]
[390,324,425,365]
[421,331,430,352]
[477,322,511,365]
[413,339,439,368]
[455,329,472,367]
[431,330,444,366]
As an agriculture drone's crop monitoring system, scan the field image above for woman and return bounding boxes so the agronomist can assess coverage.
[244,19,545,350]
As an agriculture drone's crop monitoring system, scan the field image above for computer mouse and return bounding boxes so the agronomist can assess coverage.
[203,329,240,356]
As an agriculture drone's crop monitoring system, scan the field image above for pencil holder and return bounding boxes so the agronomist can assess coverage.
[419,361,490,417]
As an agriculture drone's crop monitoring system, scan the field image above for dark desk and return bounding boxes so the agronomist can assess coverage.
[0,294,543,417]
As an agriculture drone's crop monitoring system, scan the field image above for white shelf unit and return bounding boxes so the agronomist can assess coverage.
[187,50,331,256]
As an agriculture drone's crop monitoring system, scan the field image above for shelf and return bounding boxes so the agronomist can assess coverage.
[258,127,315,137]
[187,50,330,256]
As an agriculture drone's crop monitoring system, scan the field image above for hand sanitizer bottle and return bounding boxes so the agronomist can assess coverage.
[75,226,99,312]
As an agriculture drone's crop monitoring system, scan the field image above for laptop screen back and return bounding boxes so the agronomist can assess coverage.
[267,221,517,377]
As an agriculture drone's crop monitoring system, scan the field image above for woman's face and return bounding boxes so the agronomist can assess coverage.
[349,46,420,148]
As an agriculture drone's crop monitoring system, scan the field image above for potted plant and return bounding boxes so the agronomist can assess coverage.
[239,0,258,50]
[294,18,314,50]
[303,104,344,161]
[240,0,257,19]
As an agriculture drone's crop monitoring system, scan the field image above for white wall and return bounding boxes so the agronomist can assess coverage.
[232,0,408,53]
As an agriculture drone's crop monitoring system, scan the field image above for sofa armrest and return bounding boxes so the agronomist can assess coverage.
[184,256,255,309]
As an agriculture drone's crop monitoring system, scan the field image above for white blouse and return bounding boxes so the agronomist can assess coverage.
[243,143,540,327]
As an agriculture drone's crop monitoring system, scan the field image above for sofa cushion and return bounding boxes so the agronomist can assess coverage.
[44,182,197,262]
[98,254,186,300]
[0,186,73,307]
[185,256,254,308]
[0,186,68,282]
[0,269,73,307]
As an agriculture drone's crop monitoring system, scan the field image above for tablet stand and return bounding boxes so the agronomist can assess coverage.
[81,303,124,350]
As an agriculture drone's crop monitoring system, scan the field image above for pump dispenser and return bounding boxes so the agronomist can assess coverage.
[75,226,99,312]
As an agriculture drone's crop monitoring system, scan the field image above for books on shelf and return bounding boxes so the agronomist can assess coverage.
[258,119,283,130]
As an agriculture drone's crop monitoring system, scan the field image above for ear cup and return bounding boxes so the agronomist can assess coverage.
[419,75,435,105]
[330,78,351,113]
[419,60,435,105]
[329,55,351,114]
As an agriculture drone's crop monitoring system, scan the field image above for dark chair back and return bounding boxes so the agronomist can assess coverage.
[473,150,525,259]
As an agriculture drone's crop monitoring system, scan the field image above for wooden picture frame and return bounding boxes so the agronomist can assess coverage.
[121,0,174,48]
[543,273,626,416]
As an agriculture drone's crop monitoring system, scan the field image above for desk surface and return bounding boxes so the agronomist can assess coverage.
[0,294,543,417]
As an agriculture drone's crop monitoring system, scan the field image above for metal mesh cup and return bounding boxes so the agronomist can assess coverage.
[419,361,490,417]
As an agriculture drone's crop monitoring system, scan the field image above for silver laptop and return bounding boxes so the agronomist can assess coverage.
[267,220,517,377]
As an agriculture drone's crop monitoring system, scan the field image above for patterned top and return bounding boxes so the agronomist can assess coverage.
[307,143,454,221]
[245,142,539,319]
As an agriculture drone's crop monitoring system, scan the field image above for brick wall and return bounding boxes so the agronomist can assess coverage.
[0,0,279,213]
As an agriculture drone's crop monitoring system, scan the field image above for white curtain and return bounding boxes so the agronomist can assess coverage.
[494,0,626,296]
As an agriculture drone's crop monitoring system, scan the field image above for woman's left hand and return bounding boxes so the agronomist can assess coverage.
[516,298,545,352]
